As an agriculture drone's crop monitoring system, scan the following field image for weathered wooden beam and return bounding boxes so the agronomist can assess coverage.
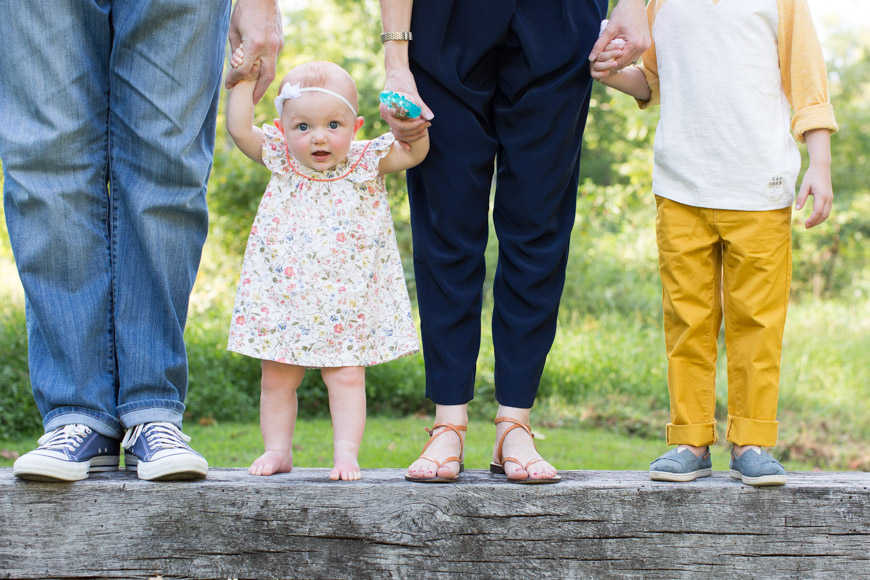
[1,468,868,579]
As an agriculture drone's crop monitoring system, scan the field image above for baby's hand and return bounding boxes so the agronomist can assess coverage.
[230,44,261,83]
[379,91,422,119]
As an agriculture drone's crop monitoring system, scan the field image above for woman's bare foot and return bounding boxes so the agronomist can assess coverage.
[249,450,293,476]
[494,421,558,482]
[407,425,464,480]
[330,449,361,481]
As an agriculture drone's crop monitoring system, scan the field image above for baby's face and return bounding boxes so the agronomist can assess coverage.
[280,92,362,172]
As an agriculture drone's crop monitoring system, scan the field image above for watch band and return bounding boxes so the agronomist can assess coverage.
[380,31,413,43]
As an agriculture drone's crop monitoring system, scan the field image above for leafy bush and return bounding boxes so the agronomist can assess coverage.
[0,307,41,439]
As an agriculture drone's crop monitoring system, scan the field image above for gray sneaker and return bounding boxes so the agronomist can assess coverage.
[729,447,786,486]
[650,446,712,482]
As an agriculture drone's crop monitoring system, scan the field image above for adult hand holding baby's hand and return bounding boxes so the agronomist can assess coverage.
[229,45,262,84]
[225,0,284,103]
[380,68,432,151]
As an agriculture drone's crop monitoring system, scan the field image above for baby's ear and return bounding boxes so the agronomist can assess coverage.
[354,116,365,133]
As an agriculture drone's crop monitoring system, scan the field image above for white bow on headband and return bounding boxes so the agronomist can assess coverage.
[274,83,357,116]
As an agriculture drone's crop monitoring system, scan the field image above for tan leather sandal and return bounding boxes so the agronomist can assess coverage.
[490,417,561,484]
[405,422,467,483]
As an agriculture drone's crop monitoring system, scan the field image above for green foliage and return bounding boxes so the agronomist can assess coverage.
[789,27,870,299]
[0,307,41,439]
[184,321,430,424]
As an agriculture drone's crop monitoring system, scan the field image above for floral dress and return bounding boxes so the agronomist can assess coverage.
[227,125,419,367]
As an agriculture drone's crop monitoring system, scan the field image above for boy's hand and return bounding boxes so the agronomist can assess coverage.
[589,0,650,75]
[796,163,833,229]
[591,39,626,80]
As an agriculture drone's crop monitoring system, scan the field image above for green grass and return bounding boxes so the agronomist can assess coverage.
[0,418,819,473]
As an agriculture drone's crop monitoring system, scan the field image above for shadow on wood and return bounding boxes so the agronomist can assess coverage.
[1,468,869,579]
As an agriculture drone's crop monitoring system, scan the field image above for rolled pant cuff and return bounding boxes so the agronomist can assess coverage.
[118,401,186,431]
[726,414,779,447]
[44,409,123,439]
[425,376,475,406]
[666,421,718,447]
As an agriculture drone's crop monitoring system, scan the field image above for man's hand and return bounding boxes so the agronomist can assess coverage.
[225,0,284,104]
[589,0,650,77]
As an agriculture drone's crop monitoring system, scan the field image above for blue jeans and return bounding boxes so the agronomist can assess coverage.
[0,0,230,438]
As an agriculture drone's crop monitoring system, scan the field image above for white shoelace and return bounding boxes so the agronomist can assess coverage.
[121,422,191,451]
[37,424,91,451]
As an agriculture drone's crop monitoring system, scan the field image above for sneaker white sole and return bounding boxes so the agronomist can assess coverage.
[650,468,712,482]
[12,455,120,482]
[729,470,787,486]
[125,453,208,481]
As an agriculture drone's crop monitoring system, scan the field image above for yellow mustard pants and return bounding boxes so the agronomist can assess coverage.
[655,196,792,447]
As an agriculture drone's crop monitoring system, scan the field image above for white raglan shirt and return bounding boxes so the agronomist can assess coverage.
[636,0,837,211]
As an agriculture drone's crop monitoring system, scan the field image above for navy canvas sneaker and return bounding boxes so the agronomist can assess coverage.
[122,422,208,481]
[12,424,120,482]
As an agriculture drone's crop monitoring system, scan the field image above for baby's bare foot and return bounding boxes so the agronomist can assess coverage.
[249,450,293,476]
[330,450,361,481]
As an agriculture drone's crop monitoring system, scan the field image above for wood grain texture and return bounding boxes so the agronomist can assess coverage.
[1,468,869,580]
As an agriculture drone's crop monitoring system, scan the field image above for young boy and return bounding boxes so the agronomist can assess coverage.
[592,0,836,485]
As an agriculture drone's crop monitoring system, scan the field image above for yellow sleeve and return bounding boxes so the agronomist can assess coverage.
[635,0,661,109]
[777,0,838,142]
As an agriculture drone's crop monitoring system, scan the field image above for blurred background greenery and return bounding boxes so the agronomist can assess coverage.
[1,0,868,470]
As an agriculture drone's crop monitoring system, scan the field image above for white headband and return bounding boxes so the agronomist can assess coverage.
[274,83,357,116]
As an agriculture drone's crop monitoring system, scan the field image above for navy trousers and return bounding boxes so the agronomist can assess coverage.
[408,0,607,408]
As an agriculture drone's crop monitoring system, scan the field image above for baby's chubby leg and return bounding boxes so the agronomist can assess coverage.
[249,360,305,476]
[321,366,366,481]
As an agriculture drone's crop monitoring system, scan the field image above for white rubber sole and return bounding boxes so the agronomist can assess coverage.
[650,468,712,482]
[729,469,787,486]
[125,453,208,481]
[12,454,119,482]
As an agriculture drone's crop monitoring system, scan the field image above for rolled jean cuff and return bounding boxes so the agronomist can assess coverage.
[726,415,779,447]
[118,400,186,431]
[666,420,718,447]
[43,408,123,439]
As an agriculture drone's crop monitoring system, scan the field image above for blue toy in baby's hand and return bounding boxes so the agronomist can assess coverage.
[379,91,422,119]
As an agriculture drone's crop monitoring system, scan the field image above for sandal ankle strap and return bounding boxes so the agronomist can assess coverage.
[421,422,467,459]
[493,417,535,464]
